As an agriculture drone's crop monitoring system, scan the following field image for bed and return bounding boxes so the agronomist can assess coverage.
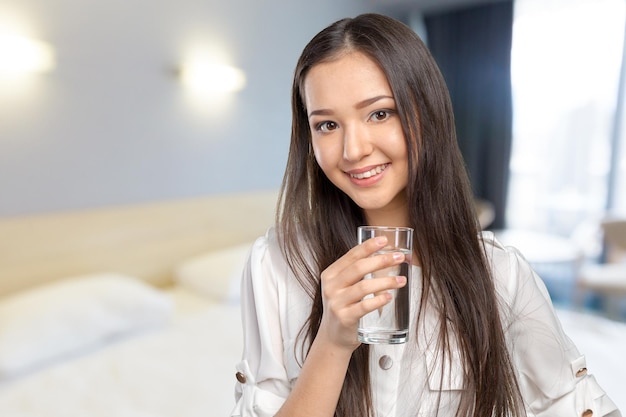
[0,189,624,416]
[0,190,275,417]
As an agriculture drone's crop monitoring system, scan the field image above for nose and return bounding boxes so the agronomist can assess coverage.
[342,122,373,162]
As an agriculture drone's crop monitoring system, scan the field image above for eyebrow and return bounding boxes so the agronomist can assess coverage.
[308,95,394,118]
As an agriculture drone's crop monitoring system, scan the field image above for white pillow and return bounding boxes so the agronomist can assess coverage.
[0,273,173,379]
[173,243,252,303]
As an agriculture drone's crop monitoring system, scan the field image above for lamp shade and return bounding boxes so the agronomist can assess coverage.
[179,60,246,94]
[0,34,55,73]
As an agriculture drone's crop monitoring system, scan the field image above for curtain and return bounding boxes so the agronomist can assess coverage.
[424,1,514,229]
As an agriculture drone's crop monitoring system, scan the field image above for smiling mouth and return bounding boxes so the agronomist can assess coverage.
[349,163,389,179]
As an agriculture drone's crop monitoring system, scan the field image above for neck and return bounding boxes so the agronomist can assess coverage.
[364,207,409,227]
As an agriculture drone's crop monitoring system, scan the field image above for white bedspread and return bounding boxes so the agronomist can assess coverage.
[0,291,623,417]
[0,292,242,417]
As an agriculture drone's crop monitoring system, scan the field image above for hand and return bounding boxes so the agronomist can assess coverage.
[317,236,407,351]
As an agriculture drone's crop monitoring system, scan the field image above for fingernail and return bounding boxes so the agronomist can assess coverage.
[375,236,387,246]
[396,276,406,284]
[392,252,404,261]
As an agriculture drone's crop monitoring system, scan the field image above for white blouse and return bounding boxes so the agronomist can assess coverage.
[230,228,621,417]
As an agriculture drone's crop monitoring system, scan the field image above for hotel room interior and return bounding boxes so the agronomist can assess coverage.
[0,0,624,414]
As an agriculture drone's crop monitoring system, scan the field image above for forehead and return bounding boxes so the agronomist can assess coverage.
[302,51,392,110]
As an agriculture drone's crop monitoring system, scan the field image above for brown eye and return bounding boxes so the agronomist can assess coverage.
[371,110,390,122]
[318,121,338,132]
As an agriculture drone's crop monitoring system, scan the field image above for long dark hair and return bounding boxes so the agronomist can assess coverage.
[276,13,524,417]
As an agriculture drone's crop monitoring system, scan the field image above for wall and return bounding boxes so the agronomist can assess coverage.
[0,0,382,216]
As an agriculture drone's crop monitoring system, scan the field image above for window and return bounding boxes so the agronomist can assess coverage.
[508,0,626,257]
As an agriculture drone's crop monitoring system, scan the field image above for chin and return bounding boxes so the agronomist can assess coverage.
[344,188,408,216]
[350,195,393,211]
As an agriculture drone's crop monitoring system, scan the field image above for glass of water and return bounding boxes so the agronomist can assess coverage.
[357,226,413,344]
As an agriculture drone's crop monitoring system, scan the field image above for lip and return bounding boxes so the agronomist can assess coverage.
[345,163,389,186]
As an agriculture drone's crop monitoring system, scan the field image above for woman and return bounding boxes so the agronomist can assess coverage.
[231,13,620,417]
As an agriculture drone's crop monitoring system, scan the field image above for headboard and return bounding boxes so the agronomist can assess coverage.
[0,189,279,298]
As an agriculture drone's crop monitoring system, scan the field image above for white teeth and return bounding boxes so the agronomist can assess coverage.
[350,164,388,179]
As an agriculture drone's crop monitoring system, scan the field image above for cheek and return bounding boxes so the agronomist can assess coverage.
[385,131,408,160]
[311,140,335,173]
[395,130,409,159]
[389,132,410,179]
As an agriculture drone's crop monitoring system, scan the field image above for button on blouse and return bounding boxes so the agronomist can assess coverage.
[379,355,393,370]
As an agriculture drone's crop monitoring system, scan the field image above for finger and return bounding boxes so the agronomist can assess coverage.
[324,236,388,278]
[351,274,407,305]
[355,273,407,317]
[326,274,406,317]
[338,250,406,288]
[322,249,406,301]
[323,271,405,315]
[348,291,393,318]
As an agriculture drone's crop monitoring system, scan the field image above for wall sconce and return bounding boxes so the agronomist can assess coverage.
[179,59,246,94]
[0,33,55,74]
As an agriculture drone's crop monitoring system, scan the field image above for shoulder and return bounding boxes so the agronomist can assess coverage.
[479,231,551,309]
[479,230,527,276]
[246,227,288,285]
[249,227,279,261]
[480,231,527,272]
[245,226,310,301]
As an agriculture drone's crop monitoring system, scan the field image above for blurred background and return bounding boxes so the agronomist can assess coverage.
[1,0,625,314]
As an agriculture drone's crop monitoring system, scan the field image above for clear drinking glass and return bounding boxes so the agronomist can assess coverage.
[357,226,413,344]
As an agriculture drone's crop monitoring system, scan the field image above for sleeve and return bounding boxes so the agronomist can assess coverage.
[230,232,290,417]
[494,244,622,417]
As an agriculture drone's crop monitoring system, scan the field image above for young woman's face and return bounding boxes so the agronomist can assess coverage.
[304,51,409,225]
